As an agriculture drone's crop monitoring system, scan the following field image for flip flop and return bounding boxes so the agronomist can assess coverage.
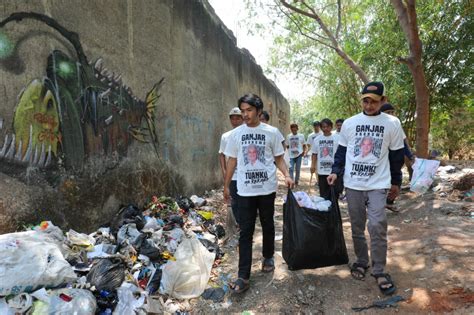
[230,278,250,294]
[262,257,275,273]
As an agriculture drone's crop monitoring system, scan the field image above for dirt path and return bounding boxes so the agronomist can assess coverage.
[196,162,474,314]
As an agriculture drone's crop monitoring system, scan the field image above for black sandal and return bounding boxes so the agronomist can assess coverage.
[262,257,275,273]
[230,278,250,293]
[350,262,369,280]
[372,273,396,296]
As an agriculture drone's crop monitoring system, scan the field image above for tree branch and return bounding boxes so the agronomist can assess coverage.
[336,0,342,40]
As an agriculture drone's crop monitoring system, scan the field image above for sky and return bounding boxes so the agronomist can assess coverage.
[207,0,310,102]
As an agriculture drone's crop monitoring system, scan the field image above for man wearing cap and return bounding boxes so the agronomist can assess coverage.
[328,82,405,296]
[223,93,293,293]
[219,107,244,224]
[380,103,415,211]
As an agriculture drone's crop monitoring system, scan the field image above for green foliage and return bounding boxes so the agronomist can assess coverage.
[244,0,473,158]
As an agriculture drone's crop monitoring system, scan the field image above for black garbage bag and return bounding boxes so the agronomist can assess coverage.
[110,204,145,234]
[147,268,162,294]
[198,238,223,259]
[209,224,226,239]
[176,196,195,211]
[139,239,161,261]
[282,187,348,270]
[87,258,126,291]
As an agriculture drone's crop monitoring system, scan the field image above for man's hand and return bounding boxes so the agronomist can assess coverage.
[285,176,295,189]
[223,186,231,204]
[327,173,338,185]
[387,185,400,201]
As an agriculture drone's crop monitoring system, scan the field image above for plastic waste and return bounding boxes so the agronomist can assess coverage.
[87,258,126,292]
[190,195,207,207]
[67,229,96,250]
[47,289,97,315]
[410,158,441,194]
[139,239,161,261]
[87,243,117,259]
[113,283,146,315]
[0,223,77,296]
[117,223,143,247]
[5,293,33,313]
[201,287,226,302]
[160,232,216,299]
[110,204,145,234]
[176,196,195,211]
[286,191,332,211]
[197,210,214,220]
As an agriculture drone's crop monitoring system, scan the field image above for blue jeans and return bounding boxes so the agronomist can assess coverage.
[289,154,303,183]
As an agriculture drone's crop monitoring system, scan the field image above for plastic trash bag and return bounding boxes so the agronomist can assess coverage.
[117,224,143,247]
[110,204,145,234]
[87,258,126,292]
[160,232,216,299]
[410,158,441,194]
[47,289,96,315]
[113,283,146,315]
[0,224,77,296]
[283,188,348,270]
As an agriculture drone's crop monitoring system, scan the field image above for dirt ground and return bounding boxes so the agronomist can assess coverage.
[194,161,474,314]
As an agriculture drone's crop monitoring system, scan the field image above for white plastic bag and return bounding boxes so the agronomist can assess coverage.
[159,232,216,299]
[410,158,440,194]
[48,289,96,315]
[0,224,77,296]
[113,283,146,315]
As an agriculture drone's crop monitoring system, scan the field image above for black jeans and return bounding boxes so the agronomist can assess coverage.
[229,180,240,225]
[318,174,343,200]
[237,192,276,280]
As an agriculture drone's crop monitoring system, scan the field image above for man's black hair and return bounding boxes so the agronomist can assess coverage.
[335,118,344,124]
[238,93,264,111]
[320,118,333,127]
[312,121,320,127]
[260,111,270,121]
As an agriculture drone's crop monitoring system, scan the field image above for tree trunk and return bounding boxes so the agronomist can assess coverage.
[391,0,430,158]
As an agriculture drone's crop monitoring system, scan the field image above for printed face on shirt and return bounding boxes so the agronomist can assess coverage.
[240,103,261,127]
[229,115,243,128]
[362,97,383,115]
[247,144,258,165]
[322,146,330,157]
[360,137,374,157]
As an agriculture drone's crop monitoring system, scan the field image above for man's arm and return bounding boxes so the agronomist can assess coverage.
[302,144,307,156]
[310,153,317,174]
[275,155,294,188]
[223,157,237,203]
[219,153,227,181]
[388,148,404,200]
[327,145,347,185]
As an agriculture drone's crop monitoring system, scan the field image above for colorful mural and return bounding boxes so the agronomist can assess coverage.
[0,12,162,171]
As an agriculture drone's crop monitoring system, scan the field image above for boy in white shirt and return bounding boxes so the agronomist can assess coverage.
[224,93,293,293]
[310,118,340,200]
[286,123,306,186]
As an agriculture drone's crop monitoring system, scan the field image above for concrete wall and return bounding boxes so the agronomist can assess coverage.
[0,0,290,232]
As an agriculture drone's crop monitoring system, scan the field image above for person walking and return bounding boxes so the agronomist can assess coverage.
[223,93,293,293]
[328,82,405,296]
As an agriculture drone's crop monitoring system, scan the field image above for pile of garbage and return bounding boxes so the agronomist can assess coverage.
[0,194,227,314]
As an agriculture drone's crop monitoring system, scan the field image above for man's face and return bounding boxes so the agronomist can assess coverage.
[313,125,320,133]
[321,123,332,135]
[259,114,268,123]
[240,103,260,127]
[336,122,343,132]
[230,115,243,128]
[361,138,373,156]
[362,97,383,115]
[248,146,257,163]
[291,126,298,135]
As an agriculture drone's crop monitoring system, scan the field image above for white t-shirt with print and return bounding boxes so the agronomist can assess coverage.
[311,133,340,175]
[306,131,322,145]
[286,133,305,158]
[219,130,238,181]
[225,123,285,197]
[339,112,404,190]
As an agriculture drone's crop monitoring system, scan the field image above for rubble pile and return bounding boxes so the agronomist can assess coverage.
[0,194,228,314]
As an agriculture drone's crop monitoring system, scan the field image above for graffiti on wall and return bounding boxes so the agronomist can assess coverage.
[0,12,162,171]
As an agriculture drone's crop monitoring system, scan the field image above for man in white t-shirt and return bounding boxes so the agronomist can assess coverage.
[224,93,293,293]
[286,123,306,186]
[327,81,405,296]
[310,118,340,200]
[219,107,243,224]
